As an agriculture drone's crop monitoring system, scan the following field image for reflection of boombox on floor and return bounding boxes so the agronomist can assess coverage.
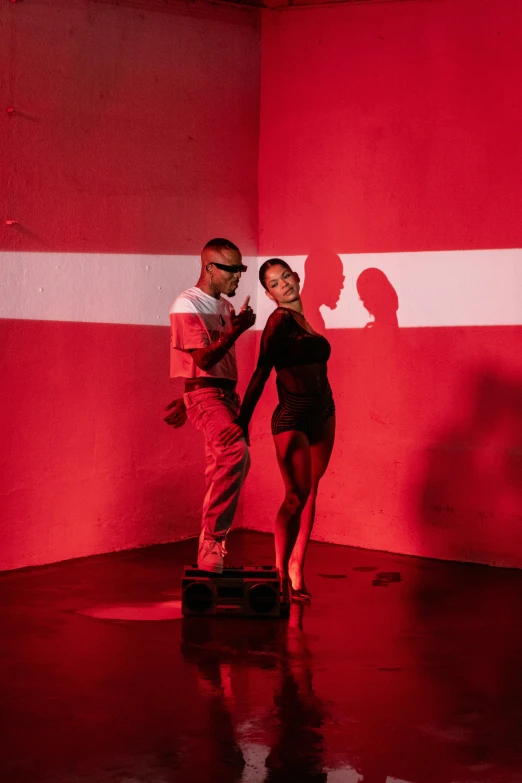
[180,610,287,667]
[182,565,282,618]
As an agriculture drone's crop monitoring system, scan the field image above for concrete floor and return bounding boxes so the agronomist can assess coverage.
[2,530,522,783]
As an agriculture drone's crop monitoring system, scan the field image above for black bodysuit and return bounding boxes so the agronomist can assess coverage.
[236,307,335,436]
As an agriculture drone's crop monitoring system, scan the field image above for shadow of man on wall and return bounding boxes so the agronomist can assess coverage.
[300,249,345,335]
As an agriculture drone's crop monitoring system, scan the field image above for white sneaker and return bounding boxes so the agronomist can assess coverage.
[198,538,227,574]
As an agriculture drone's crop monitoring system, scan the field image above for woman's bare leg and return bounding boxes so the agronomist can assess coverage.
[272,430,312,602]
[289,415,336,593]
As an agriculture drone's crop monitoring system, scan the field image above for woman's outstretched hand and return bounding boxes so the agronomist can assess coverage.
[219,422,250,447]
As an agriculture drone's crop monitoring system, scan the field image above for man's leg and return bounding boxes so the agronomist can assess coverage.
[185,389,250,571]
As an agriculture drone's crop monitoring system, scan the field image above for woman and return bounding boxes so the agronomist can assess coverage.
[220,259,335,605]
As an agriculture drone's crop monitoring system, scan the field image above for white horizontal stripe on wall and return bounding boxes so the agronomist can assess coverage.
[0,253,259,327]
[1,249,521,328]
[257,249,522,330]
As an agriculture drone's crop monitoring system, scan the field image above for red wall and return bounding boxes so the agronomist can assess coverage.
[244,0,522,567]
[0,0,260,570]
[1,0,260,256]
[258,0,522,256]
[3,0,522,571]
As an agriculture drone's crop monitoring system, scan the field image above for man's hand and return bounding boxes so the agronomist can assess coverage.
[230,295,256,335]
[164,397,187,428]
[219,422,250,447]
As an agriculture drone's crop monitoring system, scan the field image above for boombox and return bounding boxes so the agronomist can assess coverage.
[181,565,283,618]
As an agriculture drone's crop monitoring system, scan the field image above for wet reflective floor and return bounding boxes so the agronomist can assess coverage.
[2,531,522,783]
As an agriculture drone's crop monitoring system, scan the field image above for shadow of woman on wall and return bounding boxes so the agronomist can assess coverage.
[354,268,401,431]
[356,267,399,333]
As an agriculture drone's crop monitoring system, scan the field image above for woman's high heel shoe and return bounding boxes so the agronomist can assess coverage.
[289,562,312,598]
[279,574,291,618]
[290,585,311,602]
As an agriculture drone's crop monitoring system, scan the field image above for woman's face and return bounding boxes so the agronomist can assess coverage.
[264,265,300,305]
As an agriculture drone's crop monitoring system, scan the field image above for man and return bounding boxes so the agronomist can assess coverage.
[166,238,255,573]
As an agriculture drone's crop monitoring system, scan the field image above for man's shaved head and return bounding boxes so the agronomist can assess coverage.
[198,238,244,299]
[201,238,241,267]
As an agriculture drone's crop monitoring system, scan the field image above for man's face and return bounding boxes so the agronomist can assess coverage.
[209,248,245,298]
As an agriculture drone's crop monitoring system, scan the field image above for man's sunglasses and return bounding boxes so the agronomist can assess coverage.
[210,262,248,274]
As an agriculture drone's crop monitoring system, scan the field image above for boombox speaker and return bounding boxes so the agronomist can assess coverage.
[182,565,282,618]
